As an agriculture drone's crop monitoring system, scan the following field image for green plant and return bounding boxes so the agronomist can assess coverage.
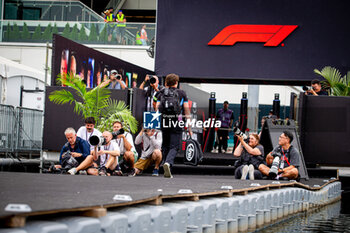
[88,23,98,42]
[10,23,20,40]
[49,73,138,133]
[314,66,350,96]
[42,23,52,41]
[52,23,59,36]
[99,25,108,43]
[32,24,42,40]
[62,23,71,39]
[70,24,79,41]
[79,25,88,42]
[21,22,31,40]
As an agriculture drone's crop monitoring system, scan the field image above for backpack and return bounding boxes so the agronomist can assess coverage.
[160,88,181,115]
[184,136,203,166]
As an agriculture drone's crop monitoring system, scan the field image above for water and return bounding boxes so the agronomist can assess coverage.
[257,201,350,233]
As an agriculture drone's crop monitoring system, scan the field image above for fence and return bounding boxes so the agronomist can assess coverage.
[0,104,43,156]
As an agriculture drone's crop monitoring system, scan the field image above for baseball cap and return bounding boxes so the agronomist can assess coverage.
[224,100,229,104]
[111,69,118,74]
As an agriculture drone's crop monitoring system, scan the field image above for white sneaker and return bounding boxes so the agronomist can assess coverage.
[68,168,77,175]
[248,164,255,180]
[222,149,226,153]
[241,165,249,180]
[211,148,218,153]
[163,162,173,178]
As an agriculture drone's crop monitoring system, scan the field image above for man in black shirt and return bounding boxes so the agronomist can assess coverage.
[306,79,328,96]
[155,73,192,178]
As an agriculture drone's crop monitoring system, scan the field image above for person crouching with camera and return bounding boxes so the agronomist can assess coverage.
[55,128,90,173]
[100,69,126,90]
[112,121,138,176]
[133,128,162,176]
[233,133,264,180]
[258,131,300,180]
[67,131,120,176]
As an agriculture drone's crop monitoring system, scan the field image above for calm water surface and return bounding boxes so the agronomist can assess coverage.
[256,201,350,233]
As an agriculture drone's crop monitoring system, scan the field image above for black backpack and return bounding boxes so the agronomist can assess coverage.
[184,137,203,166]
[160,88,181,115]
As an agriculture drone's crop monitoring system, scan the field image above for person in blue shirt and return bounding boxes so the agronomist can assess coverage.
[59,127,90,167]
[99,69,126,90]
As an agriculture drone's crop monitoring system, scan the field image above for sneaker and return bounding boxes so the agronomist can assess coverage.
[67,167,77,175]
[268,157,280,179]
[240,165,249,180]
[128,168,136,177]
[152,169,159,177]
[222,149,226,153]
[79,170,87,175]
[248,164,255,180]
[98,166,107,176]
[211,148,218,153]
[163,162,173,178]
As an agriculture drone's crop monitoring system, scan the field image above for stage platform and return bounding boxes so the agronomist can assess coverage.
[0,172,339,228]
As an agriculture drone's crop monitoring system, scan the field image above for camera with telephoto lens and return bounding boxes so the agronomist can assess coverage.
[302,86,309,91]
[116,74,122,80]
[271,147,282,158]
[61,150,79,169]
[233,126,247,140]
[112,128,125,139]
[149,75,156,84]
[89,135,107,147]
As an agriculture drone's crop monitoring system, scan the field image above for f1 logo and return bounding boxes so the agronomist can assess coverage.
[208,24,298,47]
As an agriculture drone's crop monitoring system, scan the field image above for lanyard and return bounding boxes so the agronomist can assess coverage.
[281,148,291,166]
[86,128,94,141]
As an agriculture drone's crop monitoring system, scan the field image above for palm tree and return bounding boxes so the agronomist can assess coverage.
[314,66,350,96]
[49,73,138,133]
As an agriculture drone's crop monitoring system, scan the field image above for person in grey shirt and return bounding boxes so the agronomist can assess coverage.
[259,130,300,180]
[133,128,162,176]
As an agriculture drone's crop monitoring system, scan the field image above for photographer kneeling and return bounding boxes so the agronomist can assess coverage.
[67,131,120,176]
[133,128,162,176]
[233,133,264,180]
[258,131,300,180]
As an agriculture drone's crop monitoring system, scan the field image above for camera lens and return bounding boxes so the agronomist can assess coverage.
[150,76,156,84]
[302,86,309,91]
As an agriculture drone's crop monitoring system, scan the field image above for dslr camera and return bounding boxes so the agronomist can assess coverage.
[149,75,157,84]
[302,86,309,91]
[89,135,107,147]
[233,126,247,140]
[112,128,125,139]
[116,74,122,80]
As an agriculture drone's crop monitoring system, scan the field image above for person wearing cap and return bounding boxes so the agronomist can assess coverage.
[216,101,234,154]
[104,7,116,42]
[116,10,126,45]
[99,69,126,90]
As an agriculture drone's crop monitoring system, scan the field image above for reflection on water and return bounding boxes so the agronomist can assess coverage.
[257,201,350,233]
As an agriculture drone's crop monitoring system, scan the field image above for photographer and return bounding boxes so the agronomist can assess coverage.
[304,79,328,96]
[100,69,126,90]
[56,128,90,172]
[139,75,164,111]
[233,134,264,180]
[67,131,120,176]
[258,131,300,180]
[112,121,138,176]
[133,128,162,176]
[76,117,102,151]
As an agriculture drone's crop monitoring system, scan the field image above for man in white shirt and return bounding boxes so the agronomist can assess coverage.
[76,117,102,151]
[134,128,162,176]
[112,121,138,176]
[68,131,120,176]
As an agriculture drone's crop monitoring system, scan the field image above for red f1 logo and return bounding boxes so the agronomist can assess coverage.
[208,25,298,47]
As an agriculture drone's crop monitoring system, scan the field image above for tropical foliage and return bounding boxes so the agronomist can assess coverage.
[49,73,138,133]
[314,66,350,96]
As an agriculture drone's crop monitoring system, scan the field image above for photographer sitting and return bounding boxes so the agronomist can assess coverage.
[133,128,162,176]
[67,131,120,176]
[139,75,164,111]
[112,121,138,176]
[258,131,300,180]
[233,134,264,180]
[100,69,126,90]
[304,79,328,96]
[56,128,90,173]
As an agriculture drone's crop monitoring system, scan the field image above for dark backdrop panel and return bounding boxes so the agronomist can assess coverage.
[43,86,129,151]
[299,95,350,166]
[52,34,153,88]
[131,88,146,132]
[156,0,350,84]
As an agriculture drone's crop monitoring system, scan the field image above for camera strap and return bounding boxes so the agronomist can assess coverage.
[281,148,290,166]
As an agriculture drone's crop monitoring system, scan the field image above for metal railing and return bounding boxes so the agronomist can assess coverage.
[0,20,156,46]
[0,104,43,156]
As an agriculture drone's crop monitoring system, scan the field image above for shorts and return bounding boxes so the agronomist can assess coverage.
[119,151,138,164]
[134,157,153,171]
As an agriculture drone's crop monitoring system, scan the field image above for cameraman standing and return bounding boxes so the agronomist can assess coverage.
[100,69,126,90]
[258,131,300,180]
[305,79,328,96]
[139,75,164,111]
[112,121,138,175]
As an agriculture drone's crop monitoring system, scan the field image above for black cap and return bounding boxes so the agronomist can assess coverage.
[224,100,229,104]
